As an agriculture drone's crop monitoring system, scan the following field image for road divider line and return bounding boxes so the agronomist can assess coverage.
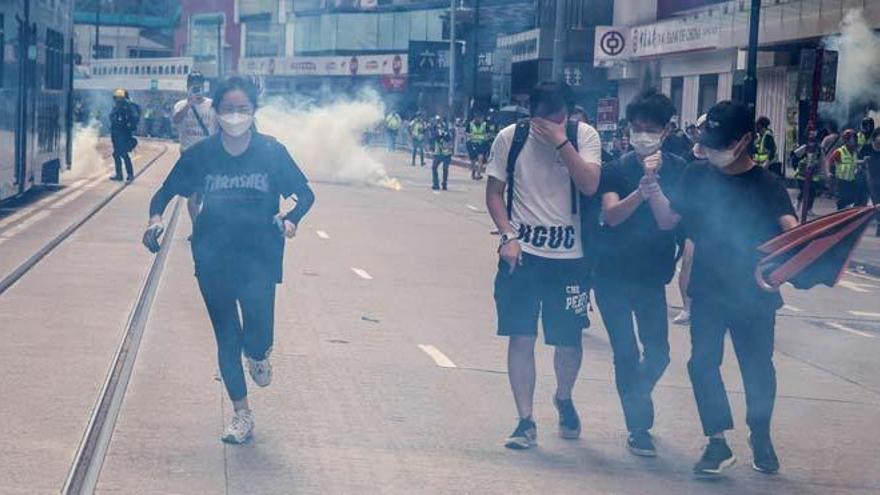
[783,304,803,313]
[418,345,457,368]
[848,310,880,318]
[351,268,373,280]
[826,322,875,339]
[316,230,330,239]
[838,280,875,293]
[3,210,52,236]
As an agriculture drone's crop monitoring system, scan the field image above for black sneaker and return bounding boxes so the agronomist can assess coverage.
[504,418,537,450]
[749,433,780,474]
[109,175,123,181]
[553,396,581,439]
[627,430,657,457]
[693,438,737,478]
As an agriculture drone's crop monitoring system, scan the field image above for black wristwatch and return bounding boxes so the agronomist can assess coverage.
[499,231,519,246]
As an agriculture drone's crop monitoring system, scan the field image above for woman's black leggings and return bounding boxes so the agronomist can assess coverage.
[197,276,276,401]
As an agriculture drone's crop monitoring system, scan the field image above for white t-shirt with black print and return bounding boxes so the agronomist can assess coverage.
[486,121,602,260]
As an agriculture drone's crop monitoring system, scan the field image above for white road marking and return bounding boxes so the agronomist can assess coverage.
[848,310,880,318]
[316,230,330,239]
[0,172,105,230]
[782,304,803,312]
[838,280,876,293]
[351,268,373,280]
[432,190,440,195]
[2,210,52,236]
[417,344,457,368]
[466,204,480,212]
[826,322,875,339]
[847,271,880,283]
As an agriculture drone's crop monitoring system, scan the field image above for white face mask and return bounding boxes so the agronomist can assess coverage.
[630,132,664,156]
[218,112,254,137]
[705,140,744,169]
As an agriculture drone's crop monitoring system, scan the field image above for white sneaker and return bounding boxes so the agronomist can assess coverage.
[673,310,690,325]
[222,409,254,444]
[247,351,272,387]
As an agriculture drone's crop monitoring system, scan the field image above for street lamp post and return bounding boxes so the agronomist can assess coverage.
[551,0,566,81]
[448,0,456,113]
[742,0,761,115]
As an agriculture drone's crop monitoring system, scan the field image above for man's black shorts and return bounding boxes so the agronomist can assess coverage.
[494,253,590,347]
[467,141,489,160]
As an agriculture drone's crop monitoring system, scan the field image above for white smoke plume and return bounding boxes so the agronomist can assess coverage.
[255,92,401,190]
[66,120,110,179]
[819,10,880,127]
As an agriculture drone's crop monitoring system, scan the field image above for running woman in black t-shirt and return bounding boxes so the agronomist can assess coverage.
[664,101,799,478]
[142,77,315,444]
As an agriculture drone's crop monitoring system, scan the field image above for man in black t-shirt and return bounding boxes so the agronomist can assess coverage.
[665,101,799,478]
[594,89,685,457]
[858,128,880,236]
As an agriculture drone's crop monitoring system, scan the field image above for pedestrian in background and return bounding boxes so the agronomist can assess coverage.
[594,89,685,457]
[858,128,880,236]
[431,116,453,191]
[467,112,489,180]
[667,101,799,477]
[109,88,140,182]
[754,116,780,177]
[385,110,402,151]
[142,76,315,445]
[485,81,602,450]
[173,71,218,231]
[409,112,426,167]
[827,130,866,210]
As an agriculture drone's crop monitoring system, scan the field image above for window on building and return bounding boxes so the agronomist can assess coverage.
[191,14,224,61]
[93,44,113,59]
[46,29,64,89]
[337,14,377,50]
[698,74,719,117]
[245,16,282,57]
[129,48,172,59]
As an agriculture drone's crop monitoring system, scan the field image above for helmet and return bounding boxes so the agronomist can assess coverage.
[187,71,205,88]
[113,88,127,99]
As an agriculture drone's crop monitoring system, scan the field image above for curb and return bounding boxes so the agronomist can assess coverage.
[850,258,880,277]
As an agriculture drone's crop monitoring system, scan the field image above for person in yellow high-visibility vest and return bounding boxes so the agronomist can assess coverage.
[753,116,779,176]
[827,130,864,210]
[466,113,489,180]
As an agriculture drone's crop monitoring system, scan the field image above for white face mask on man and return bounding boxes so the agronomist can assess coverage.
[705,136,748,169]
[630,132,664,156]
[218,112,254,137]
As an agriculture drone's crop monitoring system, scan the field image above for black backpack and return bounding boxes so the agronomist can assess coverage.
[505,119,603,262]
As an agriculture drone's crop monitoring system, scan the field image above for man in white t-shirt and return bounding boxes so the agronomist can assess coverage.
[485,81,602,450]
[172,72,218,227]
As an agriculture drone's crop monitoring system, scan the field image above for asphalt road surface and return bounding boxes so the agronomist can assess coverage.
[1,144,878,494]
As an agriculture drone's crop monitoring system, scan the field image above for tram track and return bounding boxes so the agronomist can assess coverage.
[61,194,181,494]
[0,144,169,297]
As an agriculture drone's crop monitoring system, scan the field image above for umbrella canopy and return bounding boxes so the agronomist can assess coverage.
[755,206,879,291]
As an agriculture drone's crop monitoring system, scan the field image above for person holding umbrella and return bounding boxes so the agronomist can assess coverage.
[655,101,799,477]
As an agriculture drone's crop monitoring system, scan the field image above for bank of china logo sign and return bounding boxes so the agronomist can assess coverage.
[600,30,626,57]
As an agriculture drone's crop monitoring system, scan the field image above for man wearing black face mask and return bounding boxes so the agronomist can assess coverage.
[659,101,799,478]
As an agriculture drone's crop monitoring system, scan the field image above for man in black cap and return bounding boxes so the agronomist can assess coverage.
[656,100,799,478]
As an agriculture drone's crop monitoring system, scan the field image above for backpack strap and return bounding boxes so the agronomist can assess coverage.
[566,120,580,215]
[506,119,531,218]
[190,105,211,136]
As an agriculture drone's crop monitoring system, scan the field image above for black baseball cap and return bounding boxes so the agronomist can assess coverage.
[699,100,754,150]
[187,71,205,87]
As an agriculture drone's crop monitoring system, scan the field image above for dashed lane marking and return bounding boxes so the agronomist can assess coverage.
[466,204,480,212]
[847,271,880,282]
[417,345,457,368]
[316,230,330,239]
[351,268,373,280]
[826,322,875,339]
[838,280,876,293]
[783,304,803,312]
[848,310,880,318]
[2,210,52,237]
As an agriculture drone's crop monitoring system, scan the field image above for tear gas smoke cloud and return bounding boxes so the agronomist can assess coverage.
[67,120,109,179]
[820,10,880,127]
[256,92,401,190]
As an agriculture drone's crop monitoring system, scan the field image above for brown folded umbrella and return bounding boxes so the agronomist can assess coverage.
[755,206,879,291]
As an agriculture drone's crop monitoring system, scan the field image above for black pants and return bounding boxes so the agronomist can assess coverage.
[797,178,820,212]
[411,140,425,166]
[595,279,670,432]
[432,155,451,189]
[113,150,133,179]
[688,298,776,437]
[836,179,859,210]
[198,276,276,402]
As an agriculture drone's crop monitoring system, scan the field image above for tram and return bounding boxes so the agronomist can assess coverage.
[0,0,75,202]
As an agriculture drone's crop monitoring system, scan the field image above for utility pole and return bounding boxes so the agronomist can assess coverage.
[742,0,761,115]
[217,21,223,78]
[448,0,456,114]
[551,0,566,81]
[471,0,480,108]
[94,0,101,61]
